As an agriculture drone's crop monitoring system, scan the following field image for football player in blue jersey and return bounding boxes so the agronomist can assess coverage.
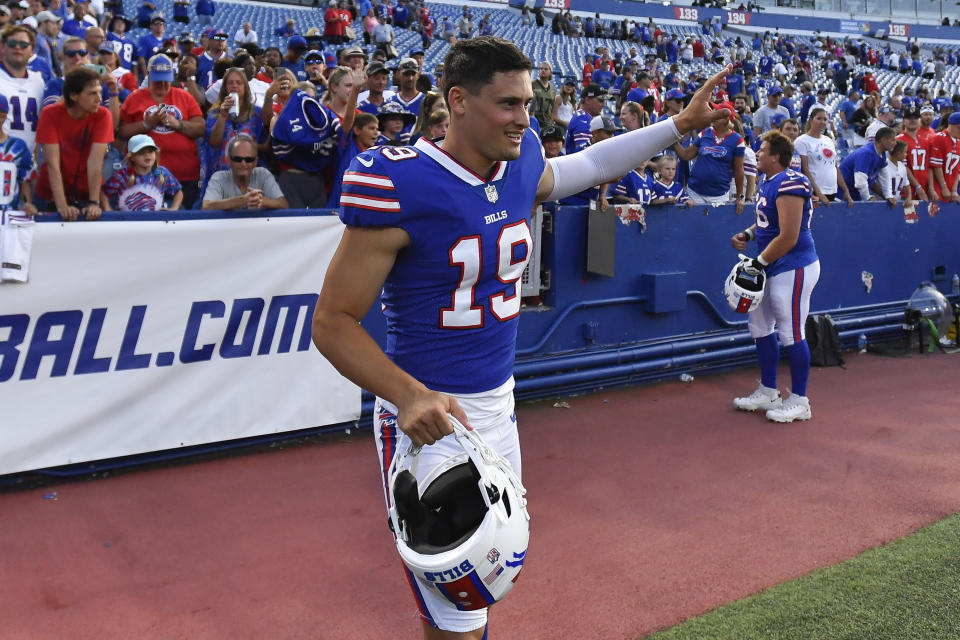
[314,36,733,640]
[731,130,819,423]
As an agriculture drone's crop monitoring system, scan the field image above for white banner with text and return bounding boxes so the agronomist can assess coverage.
[0,214,359,475]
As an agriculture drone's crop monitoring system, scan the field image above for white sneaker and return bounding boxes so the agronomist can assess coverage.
[733,383,782,412]
[766,393,812,423]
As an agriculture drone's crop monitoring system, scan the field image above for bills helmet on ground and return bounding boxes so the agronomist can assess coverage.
[724,253,766,313]
[387,417,530,611]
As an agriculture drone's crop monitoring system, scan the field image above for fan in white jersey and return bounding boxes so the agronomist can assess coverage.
[0,25,46,154]
[795,107,854,206]
[877,139,913,209]
[314,36,736,640]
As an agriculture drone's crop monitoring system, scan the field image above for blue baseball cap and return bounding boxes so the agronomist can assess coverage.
[0,94,7,113]
[768,85,783,96]
[287,35,307,51]
[148,53,174,82]
[770,112,787,126]
[949,112,960,125]
[664,88,685,101]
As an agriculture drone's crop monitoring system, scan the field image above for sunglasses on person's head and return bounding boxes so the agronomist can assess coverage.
[5,39,30,49]
[65,48,88,57]
[230,155,256,163]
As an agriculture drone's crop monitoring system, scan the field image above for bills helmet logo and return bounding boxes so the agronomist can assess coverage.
[822,148,833,158]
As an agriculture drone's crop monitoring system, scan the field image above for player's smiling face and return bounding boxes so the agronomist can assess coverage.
[460,70,533,164]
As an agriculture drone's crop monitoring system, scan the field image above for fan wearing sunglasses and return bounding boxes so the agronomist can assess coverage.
[202,134,288,210]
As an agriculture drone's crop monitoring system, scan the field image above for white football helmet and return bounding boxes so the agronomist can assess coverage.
[724,253,766,313]
[387,418,530,611]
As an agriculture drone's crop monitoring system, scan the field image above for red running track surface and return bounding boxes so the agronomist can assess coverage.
[2,352,959,640]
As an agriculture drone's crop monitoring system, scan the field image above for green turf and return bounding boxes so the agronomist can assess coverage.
[643,513,960,640]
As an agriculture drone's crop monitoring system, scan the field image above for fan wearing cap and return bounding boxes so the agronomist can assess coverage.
[101,133,183,210]
[751,85,789,139]
[386,57,423,118]
[316,35,734,640]
[0,93,37,214]
[342,45,368,73]
[195,29,227,88]
[105,15,136,73]
[34,65,113,220]
[0,25,47,154]
[865,104,897,143]
[896,108,931,202]
[280,35,309,82]
[375,100,415,145]
[136,12,165,78]
[559,114,618,207]
[357,60,394,113]
[672,100,746,212]
[918,104,937,142]
[119,53,205,207]
[564,83,605,155]
[928,112,960,204]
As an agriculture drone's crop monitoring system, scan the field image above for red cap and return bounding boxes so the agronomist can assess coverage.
[710,101,736,122]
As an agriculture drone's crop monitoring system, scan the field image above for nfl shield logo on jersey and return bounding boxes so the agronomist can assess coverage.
[486,548,501,564]
[485,184,498,203]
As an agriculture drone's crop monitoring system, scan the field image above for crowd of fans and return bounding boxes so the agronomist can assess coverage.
[0,0,958,217]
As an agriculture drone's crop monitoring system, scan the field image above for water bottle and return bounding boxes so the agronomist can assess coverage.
[858,333,867,354]
[952,273,959,295]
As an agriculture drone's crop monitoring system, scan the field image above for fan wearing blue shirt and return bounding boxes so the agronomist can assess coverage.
[839,127,897,200]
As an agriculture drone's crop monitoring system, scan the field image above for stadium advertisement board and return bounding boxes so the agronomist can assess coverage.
[0,215,359,475]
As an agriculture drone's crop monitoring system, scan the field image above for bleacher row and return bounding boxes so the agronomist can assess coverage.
[124,0,960,127]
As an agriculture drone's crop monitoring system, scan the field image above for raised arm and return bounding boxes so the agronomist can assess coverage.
[537,64,732,204]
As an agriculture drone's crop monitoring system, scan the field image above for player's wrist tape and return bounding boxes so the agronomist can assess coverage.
[756,254,769,267]
[547,118,682,202]
[742,227,755,241]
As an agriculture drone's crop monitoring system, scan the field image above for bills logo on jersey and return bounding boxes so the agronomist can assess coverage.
[701,145,729,159]
[119,183,164,211]
[144,105,184,134]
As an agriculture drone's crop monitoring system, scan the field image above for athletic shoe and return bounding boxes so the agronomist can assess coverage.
[766,393,812,423]
[733,383,782,412]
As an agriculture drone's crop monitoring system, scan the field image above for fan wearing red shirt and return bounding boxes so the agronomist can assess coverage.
[35,66,114,221]
[929,113,960,203]
[324,2,349,45]
[897,108,931,201]
[119,53,205,208]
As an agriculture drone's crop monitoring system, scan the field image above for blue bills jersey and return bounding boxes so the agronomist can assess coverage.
[271,90,341,172]
[755,169,817,277]
[0,135,34,209]
[651,179,690,204]
[339,129,546,394]
[614,170,653,204]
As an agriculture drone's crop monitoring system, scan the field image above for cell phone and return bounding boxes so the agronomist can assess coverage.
[156,103,167,115]
[83,63,107,75]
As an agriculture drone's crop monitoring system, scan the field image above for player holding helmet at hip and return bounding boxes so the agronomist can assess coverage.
[313,36,734,639]
[730,130,819,424]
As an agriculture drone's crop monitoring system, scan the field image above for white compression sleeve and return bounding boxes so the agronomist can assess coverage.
[547,117,683,202]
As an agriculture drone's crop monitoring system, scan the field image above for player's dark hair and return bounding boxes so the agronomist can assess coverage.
[63,66,102,108]
[441,36,531,106]
[874,126,896,143]
[761,130,793,169]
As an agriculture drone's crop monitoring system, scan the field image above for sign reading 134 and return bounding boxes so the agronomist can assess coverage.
[440,221,531,329]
